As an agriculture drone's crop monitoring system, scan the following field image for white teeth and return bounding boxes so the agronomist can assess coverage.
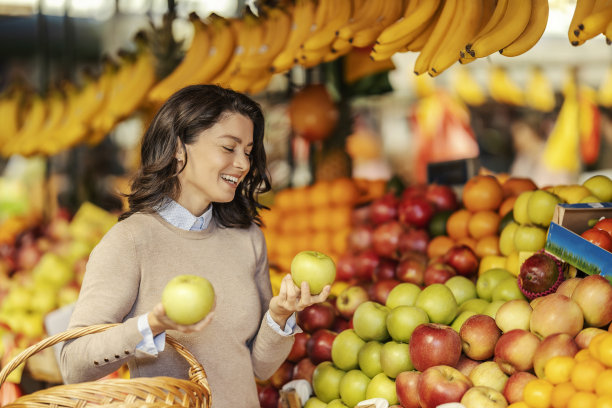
[221,175,238,184]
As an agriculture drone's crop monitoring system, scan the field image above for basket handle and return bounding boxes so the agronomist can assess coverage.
[0,323,208,388]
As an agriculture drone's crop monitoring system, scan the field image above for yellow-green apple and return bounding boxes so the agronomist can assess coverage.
[58,283,80,307]
[20,311,44,338]
[495,299,533,333]
[574,327,608,349]
[358,340,383,378]
[303,397,327,408]
[395,257,426,285]
[306,328,337,364]
[331,329,366,371]
[492,278,526,302]
[513,225,547,252]
[456,354,480,377]
[297,302,336,332]
[336,285,369,320]
[494,329,541,375]
[503,371,537,404]
[409,323,462,371]
[445,275,477,306]
[381,341,413,378]
[293,357,316,383]
[161,274,215,325]
[499,222,518,256]
[287,332,310,362]
[30,285,58,314]
[386,305,429,342]
[476,269,514,301]
[396,370,421,408]
[532,333,578,378]
[291,250,336,295]
[312,361,346,403]
[461,386,508,408]
[460,314,502,360]
[529,293,584,338]
[555,277,582,297]
[527,190,561,227]
[458,298,490,314]
[570,274,612,327]
[385,282,421,309]
[451,310,477,333]
[583,174,612,201]
[353,301,390,341]
[33,253,74,290]
[339,369,370,407]
[417,365,472,408]
[424,262,457,286]
[366,372,398,405]
[484,300,506,319]
[512,191,533,225]
[468,361,509,392]
[326,399,349,408]
[415,283,458,325]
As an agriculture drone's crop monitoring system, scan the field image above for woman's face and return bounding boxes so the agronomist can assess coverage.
[176,112,253,215]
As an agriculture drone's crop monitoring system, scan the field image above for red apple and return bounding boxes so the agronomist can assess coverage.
[494,329,541,375]
[456,354,480,377]
[594,218,612,235]
[417,365,472,408]
[460,314,502,361]
[503,371,537,404]
[351,204,372,226]
[297,302,336,333]
[269,360,294,388]
[424,262,457,286]
[347,225,374,253]
[529,293,584,339]
[332,317,351,333]
[426,184,459,212]
[287,332,310,362]
[306,329,337,364]
[395,257,426,285]
[532,333,578,378]
[571,274,612,327]
[336,285,370,320]
[398,196,435,229]
[370,193,399,225]
[396,370,421,408]
[257,383,280,408]
[354,249,380,281]
[581,227,612,252]
[402,184,428,200]
[372,221,404,259]
[443,245,479,278]
[373,258,398,282]
[409,323,462,372]
[292,357,316,383]
[368,279,401,305]
[398,228,430,254]
[335,254,358,282]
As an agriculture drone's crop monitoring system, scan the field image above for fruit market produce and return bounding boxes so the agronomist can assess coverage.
[569,0,612,46]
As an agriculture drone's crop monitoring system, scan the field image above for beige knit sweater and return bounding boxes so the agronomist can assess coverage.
[60,212,295,407]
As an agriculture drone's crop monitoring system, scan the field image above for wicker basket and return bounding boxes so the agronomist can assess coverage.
[0,324,211,408]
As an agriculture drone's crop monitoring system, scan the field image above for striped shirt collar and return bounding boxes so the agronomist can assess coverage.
[157,198,213,231]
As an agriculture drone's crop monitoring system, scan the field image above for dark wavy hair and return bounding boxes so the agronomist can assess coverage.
[119,84,270,228]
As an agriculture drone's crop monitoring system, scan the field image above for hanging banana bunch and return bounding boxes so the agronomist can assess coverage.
[569,0,612,46]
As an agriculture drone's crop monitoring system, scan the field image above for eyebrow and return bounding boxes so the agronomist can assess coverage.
[219,134,253,146]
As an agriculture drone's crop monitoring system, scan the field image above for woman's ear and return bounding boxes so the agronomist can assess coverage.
[175,143,185,162]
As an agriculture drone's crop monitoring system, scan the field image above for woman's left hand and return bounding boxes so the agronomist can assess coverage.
[268,274,331,328]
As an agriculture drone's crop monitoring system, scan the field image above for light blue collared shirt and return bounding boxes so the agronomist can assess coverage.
[136,198,296,356]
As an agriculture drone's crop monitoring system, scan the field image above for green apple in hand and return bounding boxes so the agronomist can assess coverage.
[339,369,370,407]
[415,283,458,325]
[162,274,215,325]
[291,250,336,295]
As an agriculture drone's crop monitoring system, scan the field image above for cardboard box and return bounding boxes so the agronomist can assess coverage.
[545,202,612,280]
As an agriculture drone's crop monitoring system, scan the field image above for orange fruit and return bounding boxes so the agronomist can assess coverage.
[499,195,518,217]
[309,181,332,208]
[502,177,538,198]
[456,236,477,252]
[598,333,612,367]
[311,231,333,253]
[310,208,331,232]
[260,209,281,231]
[447,209,472,240]
[590,333,609,362]
[524,378,554,408]
[462,175,504,212]
[568,391,597,408]
[595,369,612,396]
[551,382,577,408]
[468,210,502,239]
[427,235,455,259]
[597,395,612,408]
[475,235,501,258]
[546,356,576,384]
[331,228,350,254]
[329,206,352,230]
[575,349,594,362]
[508,403,530,408]
[572,359,606,392]
[329,178,359,206]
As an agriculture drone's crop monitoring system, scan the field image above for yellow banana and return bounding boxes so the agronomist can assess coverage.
[192,14,236,84]
[330,36,353,55]
[577,4,612,41]
[468,0,532,58]
[301,0,352,51]
[569,0,596,45]
[488,65,524,106]
[232,11,265,78]
[297,46,329,68]
[0,85,22,149]
[465,0,508,54]
[351,0,405,48]
[336,0,385,41]
[598,66,612,106]
[500,0,549,57]
[3,93,46,157]
[429,0,482,76]
[405,9,440,52]
[270,0,316,74]
[525,66,555,112]
[451,67,487,106]
[147,13,211,104]
[246,73,273,95]
[413,0,457,75]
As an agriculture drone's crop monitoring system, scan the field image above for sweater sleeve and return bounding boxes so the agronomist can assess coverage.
[60,221,146,384]
[248,225,297,380]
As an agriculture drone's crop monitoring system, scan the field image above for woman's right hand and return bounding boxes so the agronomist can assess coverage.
[148,302,215,335]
